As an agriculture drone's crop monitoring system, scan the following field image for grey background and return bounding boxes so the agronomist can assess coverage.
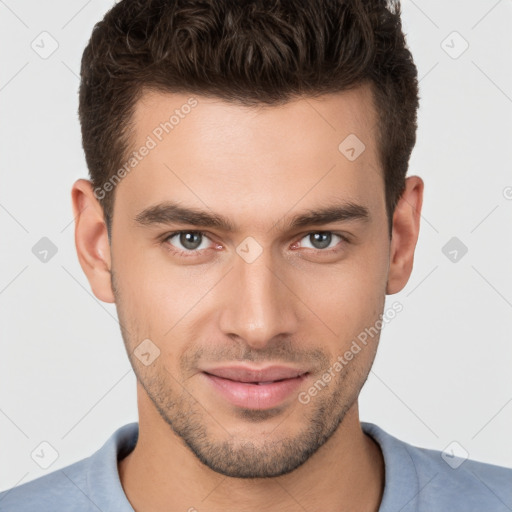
[1,0,511,490]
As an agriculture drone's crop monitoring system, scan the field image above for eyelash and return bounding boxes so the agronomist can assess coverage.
[161,230,350,258]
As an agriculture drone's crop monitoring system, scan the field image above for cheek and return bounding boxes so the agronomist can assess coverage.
[291,252,387,345]
[112,240,224,338]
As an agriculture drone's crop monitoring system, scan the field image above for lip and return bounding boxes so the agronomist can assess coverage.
[201,365,309,383]
[201,365,310,410]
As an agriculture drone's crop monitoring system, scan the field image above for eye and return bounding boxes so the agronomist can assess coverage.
[161,230,349,258]
[163,231,214,255]
[295,231,348,251]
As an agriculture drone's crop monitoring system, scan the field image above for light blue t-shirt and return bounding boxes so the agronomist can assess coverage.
[1,422,511,511]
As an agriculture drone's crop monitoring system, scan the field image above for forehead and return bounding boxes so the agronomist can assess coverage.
[116,85,384,229]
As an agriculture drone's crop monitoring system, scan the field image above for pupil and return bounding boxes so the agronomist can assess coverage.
[311,232,331,249]
[181,232,201,250]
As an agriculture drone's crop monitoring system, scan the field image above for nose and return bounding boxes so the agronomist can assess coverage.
[218,245,299,350]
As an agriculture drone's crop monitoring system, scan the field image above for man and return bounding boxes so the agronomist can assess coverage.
[1,0,511,510]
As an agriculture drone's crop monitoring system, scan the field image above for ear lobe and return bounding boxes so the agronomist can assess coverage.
[71,179,115,303]
[386,176,424,295]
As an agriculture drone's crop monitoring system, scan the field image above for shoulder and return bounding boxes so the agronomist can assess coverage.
[362,422,512,512]
[404,439,512,509]
[0,457,94,511]
[0,422,138,512]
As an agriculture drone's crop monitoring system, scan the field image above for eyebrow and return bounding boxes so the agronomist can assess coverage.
[134,200,371,232]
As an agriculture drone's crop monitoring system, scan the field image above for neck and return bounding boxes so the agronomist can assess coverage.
[119,389,384,512]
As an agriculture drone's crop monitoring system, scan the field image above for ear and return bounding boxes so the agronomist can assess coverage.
[71,179,115,303]
[386,175,424,295]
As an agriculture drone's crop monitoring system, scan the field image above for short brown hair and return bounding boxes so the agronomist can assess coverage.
[79,0,419,239]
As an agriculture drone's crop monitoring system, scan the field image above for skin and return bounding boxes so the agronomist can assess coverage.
[71,83,423,512]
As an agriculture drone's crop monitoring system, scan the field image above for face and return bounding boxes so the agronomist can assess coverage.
[90,85,397,478]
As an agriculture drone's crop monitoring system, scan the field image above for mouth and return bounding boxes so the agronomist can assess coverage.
[203,372,309,384]
[200,366,310,410]
[201,365,309,382]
